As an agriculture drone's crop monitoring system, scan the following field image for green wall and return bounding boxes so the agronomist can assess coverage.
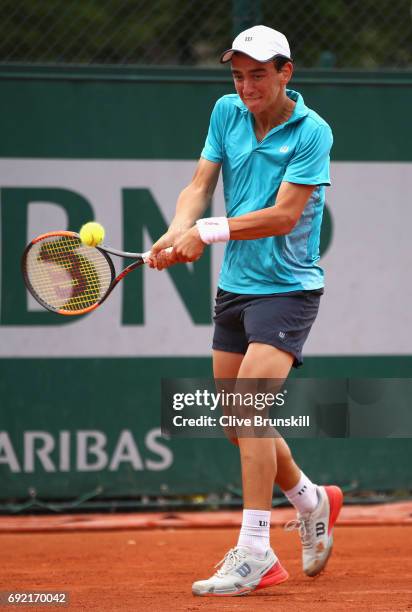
[1,66,412,161]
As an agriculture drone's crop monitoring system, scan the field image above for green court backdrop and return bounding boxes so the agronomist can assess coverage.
[0,66,411,502]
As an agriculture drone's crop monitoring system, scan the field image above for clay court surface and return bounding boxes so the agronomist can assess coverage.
[1,515,412,611]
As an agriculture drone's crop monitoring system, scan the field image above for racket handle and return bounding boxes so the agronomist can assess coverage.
[142,246,173,263]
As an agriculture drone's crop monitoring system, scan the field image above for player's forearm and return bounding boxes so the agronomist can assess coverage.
[228,207,296,239]
[170,184,212,231]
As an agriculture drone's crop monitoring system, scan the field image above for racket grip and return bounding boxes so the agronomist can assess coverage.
[142,246,173,263]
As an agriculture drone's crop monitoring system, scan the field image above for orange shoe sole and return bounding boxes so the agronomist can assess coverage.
[324,485,344,535]
[255,560,289,592]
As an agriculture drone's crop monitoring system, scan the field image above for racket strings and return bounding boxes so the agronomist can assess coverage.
[25,236,113,312]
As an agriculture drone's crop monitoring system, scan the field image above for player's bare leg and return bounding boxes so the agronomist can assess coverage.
[274,437,301,490]
[234,342,293,509]
[213,349,300,489]
[192,345,292,596]
[238,347,343,577]
[212,346,343,579]
[212,349,243,378]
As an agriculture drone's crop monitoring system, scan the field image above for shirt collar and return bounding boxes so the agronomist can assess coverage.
[286,89,309,124]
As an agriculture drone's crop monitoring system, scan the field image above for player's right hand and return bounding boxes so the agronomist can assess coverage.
[148,229,181,270]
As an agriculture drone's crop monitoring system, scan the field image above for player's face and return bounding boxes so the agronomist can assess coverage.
[231,54,289,115]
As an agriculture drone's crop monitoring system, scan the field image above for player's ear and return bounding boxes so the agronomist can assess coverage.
[281,62,293,85]
[274,58,293,85]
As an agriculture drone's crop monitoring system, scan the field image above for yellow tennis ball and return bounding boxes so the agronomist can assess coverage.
[79,222,105,247]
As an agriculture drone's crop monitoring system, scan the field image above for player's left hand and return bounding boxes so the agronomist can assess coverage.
[173,226,205,263]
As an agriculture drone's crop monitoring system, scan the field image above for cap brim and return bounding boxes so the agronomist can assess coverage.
[220,48,291,64]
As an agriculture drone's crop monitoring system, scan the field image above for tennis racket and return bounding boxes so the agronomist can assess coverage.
[21,231,171,316]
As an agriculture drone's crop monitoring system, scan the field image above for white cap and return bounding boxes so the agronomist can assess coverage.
[220,25,291,64]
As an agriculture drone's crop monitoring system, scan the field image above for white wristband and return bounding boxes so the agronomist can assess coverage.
[196,217,230,245]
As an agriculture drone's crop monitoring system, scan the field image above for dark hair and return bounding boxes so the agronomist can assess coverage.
[273,56,293,71]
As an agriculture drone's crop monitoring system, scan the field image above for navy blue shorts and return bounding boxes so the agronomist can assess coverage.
[212,288,323,368]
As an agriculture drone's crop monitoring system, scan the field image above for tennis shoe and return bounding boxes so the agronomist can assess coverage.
[285,485,343,577]
[192,546,289,596]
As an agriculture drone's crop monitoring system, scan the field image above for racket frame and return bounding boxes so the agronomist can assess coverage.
[22,230,148,316]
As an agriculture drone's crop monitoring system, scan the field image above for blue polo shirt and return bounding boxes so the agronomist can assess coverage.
[201,89,333,294]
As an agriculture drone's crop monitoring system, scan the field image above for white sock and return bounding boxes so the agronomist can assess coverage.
[284,471,318,514]
[237,509,271,559]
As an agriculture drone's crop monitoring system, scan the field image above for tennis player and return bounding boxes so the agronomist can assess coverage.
[149,25,343,597]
